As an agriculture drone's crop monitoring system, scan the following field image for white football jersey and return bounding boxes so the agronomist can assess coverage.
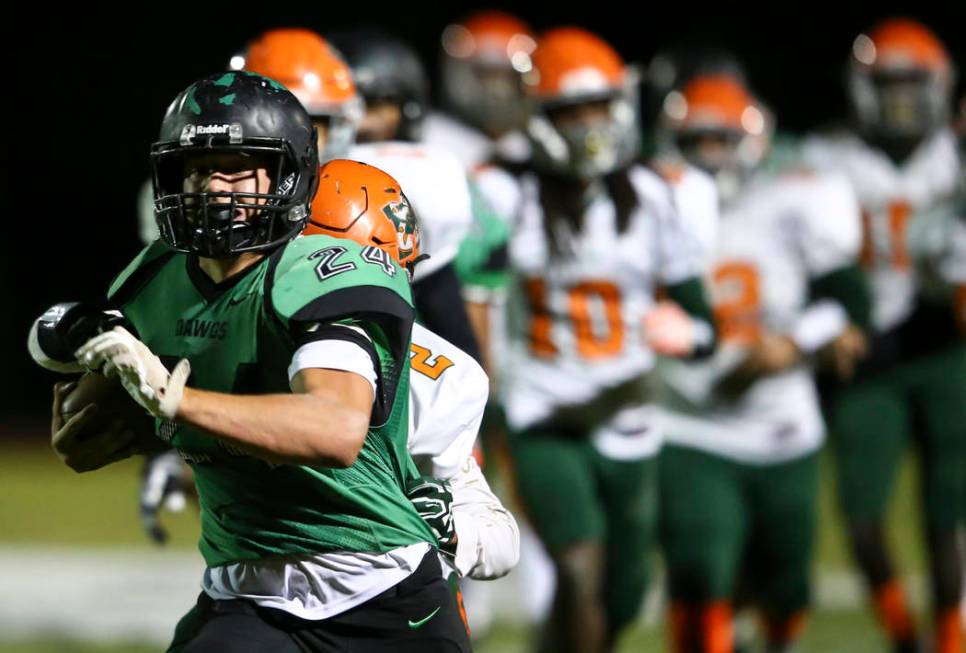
[421,111,531,171]
[801,128,960,331]
[908,194,966,307]
[407,323,519,580]
[479,165,705,459]
[653,162,720,268]
[660,171,863,464]
[348,142,473,281]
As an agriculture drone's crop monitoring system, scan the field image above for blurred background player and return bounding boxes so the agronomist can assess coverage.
[326,29,429,144]
[656,72,871,653]
[642,44,802,177]
[476,27,717,652]
[801,18,965,653]
[236,28,481,362]
[423,10,536,170]
[641,43,750,163]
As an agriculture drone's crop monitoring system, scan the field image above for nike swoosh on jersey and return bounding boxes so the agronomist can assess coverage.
[407,606,441,629]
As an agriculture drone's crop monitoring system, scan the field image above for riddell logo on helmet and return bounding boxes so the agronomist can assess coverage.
[196,124,232,135]
[180,123,244,145]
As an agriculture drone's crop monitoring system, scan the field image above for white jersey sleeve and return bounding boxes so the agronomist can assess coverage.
[286,325,378,396]
[349,142,473,280]
[655,162,719,268]
[630,166,705,285]
[473,164,524,227]
[408,323,488,478]
[407,323,520,580]
[790,172,863,276]
[421,111,493,170]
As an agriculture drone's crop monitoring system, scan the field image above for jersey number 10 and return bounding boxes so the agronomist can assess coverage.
[525,278,624,360]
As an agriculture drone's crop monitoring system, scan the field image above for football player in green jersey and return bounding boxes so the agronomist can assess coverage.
[62,72,470,652]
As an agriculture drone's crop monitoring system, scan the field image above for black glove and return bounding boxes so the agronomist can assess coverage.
[407,476,457,554]
[139,450,188,545]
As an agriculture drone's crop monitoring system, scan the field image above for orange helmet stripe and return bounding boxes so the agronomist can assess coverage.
[242,29,357,113]
[862,18,950,73]
[676,74,758,132]
[443,10,535,62]
[527,27,625,99]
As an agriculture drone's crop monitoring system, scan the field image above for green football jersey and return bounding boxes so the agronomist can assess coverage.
[107,234,435,567]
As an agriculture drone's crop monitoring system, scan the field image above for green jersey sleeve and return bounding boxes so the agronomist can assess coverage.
[266,235,415,425]
[454,181,511,293]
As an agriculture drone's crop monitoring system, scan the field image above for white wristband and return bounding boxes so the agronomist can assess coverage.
[792,300,849,354]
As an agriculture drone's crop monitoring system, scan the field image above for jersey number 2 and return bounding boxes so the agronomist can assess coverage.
[712,262,762,345]
[410,344,454,380]
[310,246,356,280]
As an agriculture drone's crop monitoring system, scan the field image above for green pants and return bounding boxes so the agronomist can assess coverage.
[831,343,966,533]
[510,429,658,630]
[660,446,818,616]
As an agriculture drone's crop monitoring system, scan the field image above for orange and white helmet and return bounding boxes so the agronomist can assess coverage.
[523,27,640,179]
[305,159,421,277]
[661,74,771,200]
[233,28,364,161]
[848,18,954,139]
[440,10,536,136]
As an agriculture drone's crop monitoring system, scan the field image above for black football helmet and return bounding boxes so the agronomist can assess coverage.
[326,28,429,142]
[151,71,319,258]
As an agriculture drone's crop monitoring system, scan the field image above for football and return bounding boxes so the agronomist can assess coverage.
[59,371,152,436]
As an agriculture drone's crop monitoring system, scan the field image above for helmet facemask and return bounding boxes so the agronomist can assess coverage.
[442,58,530,136]
[850,66,951,141]
[659,75,771,202]
[528,82,641,180]
[304,96,365,163]
[152,142,310,259]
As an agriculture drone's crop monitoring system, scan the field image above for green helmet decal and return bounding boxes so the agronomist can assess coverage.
[213,72,236,87]
[184,85,202,116]
[382,196,417,259]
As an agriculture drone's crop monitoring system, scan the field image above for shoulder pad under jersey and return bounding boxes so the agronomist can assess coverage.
[107,240,177,307]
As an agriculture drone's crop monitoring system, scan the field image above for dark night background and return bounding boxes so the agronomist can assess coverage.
[3,3,965,430]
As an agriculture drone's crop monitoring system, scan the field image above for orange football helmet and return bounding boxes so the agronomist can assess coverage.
[848,18,954,138]
[440,11,536,136]
[524,27,640,179]
[305,159,420,275]
[234,29,363,160]
[661,74,771,191]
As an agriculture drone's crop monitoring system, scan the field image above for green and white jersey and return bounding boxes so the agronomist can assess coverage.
[660,171,863,464]
[454,180,511,301]
[801,128,960,332]
[108,234,435,569]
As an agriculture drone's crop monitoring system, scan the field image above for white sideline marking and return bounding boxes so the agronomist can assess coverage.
[0,546,930,644]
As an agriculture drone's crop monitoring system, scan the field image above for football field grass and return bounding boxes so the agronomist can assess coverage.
[0,437,929,652]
